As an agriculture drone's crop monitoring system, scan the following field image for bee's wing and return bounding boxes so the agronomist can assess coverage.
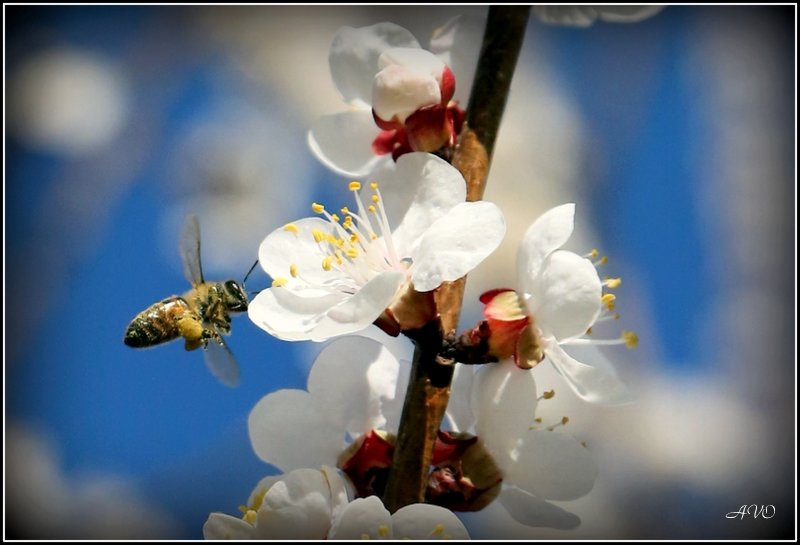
[203,333,240,387]
[180,214,204,286]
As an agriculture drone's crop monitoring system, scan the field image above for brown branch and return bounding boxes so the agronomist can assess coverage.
[381,6,530,512]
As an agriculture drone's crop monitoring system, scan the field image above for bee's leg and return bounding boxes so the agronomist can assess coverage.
[206,296,232,335]
[177,315,207,351]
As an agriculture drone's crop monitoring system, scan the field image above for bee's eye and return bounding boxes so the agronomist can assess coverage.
[224,280,248,310]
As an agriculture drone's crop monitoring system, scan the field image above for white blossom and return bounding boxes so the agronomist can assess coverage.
[203,466,351,540]
[328,496,470,540]
[248,152,505,342]
[309,18,482,177]
[481,203,633,405]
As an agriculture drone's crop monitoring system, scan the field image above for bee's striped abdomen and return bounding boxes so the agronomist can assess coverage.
[124,296,188,348]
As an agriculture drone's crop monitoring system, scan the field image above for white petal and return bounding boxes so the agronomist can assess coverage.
[317,270,405,339]
[380,351,411,435]
[517,203,575,293]
[308,111,386,177]
[321,466,354,525]
[544,342,633,405]
[247,287,346,341]
[329,23,421,105]
[247,475,283,508]
[378,47,446,76]
[328,496,392,540]
[248,390,344,472]
[350,325,414,434]
[259,216,348,290]
[497,486,581,529]
[527,250,601,340]
[257,468,334,539]
[308,336,400,437]
[372,62,441,123]
[446,364,476,433]
[390,153,467,256]
[472,362,538,457]
[503,429,598,501]
[429,15,485,105]
[203,513,256,540]
[391,503,470,539]
[411,201,505,292]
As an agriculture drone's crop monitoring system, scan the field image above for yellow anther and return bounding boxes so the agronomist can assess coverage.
[586,327,593,335]
[370,182,378,190]
[378,525,390,538]
[548,415,570,431]
[322,256,333,271]
[289,264,298,278]
[534,417,542,423]
[243,509,257,525]
[371,194,379,203]
[349,181,361,191]
[311,202,324,214]
[346,248,359,259]
[341,206,350,215]
[331,213,340,223]
[542,389,555,400]
[283,223,300,235]
[602,293,616,310]
[238,504,248,515]
[431,524,445,537]
[370,233,377,240]
[605,277,622,289]
[367,205,376,213]
[342,216,353,229]
[312,229,325,243]
[599,255,609,265]
[350,233,360,244]
[623,330,639,348]
[271,277,288,287]
[589,248,599,258]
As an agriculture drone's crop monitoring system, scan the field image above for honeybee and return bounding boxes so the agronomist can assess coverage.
[124,215,254,387]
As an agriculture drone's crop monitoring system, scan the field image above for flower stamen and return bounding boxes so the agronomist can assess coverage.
[622,330,639,348]
[537,389,555,401]
[601,293,616,310]
[547,416,570,431]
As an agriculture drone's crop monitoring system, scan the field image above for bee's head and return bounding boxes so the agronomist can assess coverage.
[223,280,248,312]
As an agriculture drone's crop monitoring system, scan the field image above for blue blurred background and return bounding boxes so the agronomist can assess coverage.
[5,5,795,539]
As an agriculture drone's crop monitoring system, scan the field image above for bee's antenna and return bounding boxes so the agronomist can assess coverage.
[242,259,259,287]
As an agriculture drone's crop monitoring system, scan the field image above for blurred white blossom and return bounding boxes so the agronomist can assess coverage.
[533,5,664,27]
[6,424,181,539]
[8,48,130,157]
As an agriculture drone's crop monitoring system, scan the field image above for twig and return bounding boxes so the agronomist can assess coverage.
[382,6,531,512]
